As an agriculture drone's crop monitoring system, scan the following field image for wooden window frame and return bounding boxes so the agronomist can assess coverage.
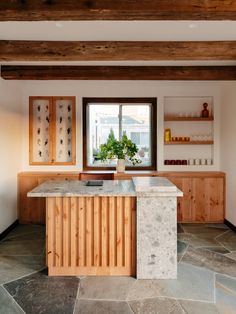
[83,97,157,171]
[29,96,76,165]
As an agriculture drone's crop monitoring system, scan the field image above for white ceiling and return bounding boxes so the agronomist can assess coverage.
[0,21,236,41]
[0,21,236,65]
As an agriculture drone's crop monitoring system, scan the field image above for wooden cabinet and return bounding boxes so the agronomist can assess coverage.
[191,177,224,222]
[80,172,113,180]
[167,177,192,222]
[18,172,79,224]
[114,171,225,223]
[18,171,225,224]
[163,173,225,223]
[29,96,76,165]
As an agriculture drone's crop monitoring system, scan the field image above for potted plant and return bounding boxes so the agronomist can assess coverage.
[98,129,141,172]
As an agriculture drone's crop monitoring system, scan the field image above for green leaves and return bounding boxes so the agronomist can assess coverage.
[97,128,141,165]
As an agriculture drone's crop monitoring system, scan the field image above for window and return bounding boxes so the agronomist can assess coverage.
[83,98,157,170]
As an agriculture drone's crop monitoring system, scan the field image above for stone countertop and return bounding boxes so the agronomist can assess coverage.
[133,177,183,196]
[27,180,136,197]
[27,177,183,198]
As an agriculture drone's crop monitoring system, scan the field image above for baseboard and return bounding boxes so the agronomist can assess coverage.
[224,219,236,233]
[0,220,19,241]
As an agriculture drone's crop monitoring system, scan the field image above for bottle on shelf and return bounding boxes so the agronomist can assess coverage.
[164,128,171,142]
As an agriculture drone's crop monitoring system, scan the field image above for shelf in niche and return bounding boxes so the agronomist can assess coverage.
[164,141,214,145]
[164,116,214,121]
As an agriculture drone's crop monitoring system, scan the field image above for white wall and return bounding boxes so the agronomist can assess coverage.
[2,79,235,233]
[21,80,222,172]
[220,82,236,226]
[0,79,22,233]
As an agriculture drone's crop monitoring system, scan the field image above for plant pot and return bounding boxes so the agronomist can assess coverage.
[116,159,125,173]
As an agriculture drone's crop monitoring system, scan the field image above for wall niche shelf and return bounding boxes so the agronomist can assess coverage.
[164,141,214,145]
[163,96,215,170]
[164,116,214,122]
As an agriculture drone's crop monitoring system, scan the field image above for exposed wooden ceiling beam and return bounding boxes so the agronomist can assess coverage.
[0,1,236,21]
[2,65,236,80]
[1,40,236,61]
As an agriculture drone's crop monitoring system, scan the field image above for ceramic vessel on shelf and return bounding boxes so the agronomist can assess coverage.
[201,103,209,118]
[116,159,125,173]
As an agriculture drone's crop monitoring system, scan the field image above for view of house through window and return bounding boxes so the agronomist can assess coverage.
[83,98,157,169]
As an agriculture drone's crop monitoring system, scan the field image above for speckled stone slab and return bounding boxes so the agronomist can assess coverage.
[133,176,178,193]
[27,179,136,197]
[135,177,183,279]
[137,196,178,279]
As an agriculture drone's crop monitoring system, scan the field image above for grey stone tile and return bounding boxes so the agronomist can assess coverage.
[178,233,220,248]
[179,299,220,314]
[127,280,161,300]
[0,255,46,284]
[156,262,214,302]
[0,287,25,314]
[3,224,45,241]
[4,269,79,314]
[182,224,228,236]
[177,240,187,254]
[183,224,227,239]
[74,300,132,314]
[206,224,229,230]
[226,252,236,261]
[127,263,214,301]
[182,246,236,277]
[0,239,45,256]
[177,224,185,233]
[129,297,184,314]
[216,230,236,251]
[202,246,231,255]
[2,231,45,242]
[79,276,136,300]
[215,274,236,314]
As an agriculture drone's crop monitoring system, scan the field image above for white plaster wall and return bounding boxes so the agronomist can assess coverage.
[220,82,236,226]
[0,79,22,233]
[21,80,222,172]
[2,79,236,232]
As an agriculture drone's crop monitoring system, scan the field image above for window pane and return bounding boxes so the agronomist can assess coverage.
[88,104,119,166]
[122,105,151,166]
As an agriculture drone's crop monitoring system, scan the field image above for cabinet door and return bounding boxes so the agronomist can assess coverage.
[29,96,76,165]
[54,97,76,165]
[18,175,39,224]
[167,177,192,222]
[191,177,224,222]
[29,97,53,165]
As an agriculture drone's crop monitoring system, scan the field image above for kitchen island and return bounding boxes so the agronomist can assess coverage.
[28,177,182,279]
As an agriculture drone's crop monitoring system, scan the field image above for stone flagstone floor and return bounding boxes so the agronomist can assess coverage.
[0,223,236,313]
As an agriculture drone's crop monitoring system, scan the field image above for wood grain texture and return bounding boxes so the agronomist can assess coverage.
[191,177,225,222]
[19,171,225,225]
[46,196,136,276]
[168,177,192,222]
[18,172,79,224]
[0,1,236,20]
[3,66,236,80]
[29,96,76,165]
[1,41,236,61]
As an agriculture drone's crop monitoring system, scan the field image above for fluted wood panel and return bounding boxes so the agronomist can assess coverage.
[46,196,136,276]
